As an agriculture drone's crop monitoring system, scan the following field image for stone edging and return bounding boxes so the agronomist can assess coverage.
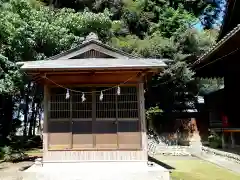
[155,146,191,156]
[202,146,240,164]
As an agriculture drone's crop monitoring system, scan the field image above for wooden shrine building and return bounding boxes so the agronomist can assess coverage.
[18,33,167,164]
[192,4,240,148]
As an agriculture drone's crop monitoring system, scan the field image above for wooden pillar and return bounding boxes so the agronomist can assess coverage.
[92,89,96,148]
[230,132,235,148]
[43,85,49,160]
[221,132,226,149]
[138,82,147,161]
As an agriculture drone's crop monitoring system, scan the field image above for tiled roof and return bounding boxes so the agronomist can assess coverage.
[19,58,167,70]
[193,24,240,66]
[18,33,168,71]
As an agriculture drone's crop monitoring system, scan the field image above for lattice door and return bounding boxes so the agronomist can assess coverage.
[72,88,93,149]
[48,86,141,150]
[117,87,141,150]
[48,88,71,150]
[95,87,118,149]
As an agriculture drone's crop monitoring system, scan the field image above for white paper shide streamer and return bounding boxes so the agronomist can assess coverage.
[65,89,70,99]
[81,93,86,102]
[99,91,103,101]
[117,86,121,95]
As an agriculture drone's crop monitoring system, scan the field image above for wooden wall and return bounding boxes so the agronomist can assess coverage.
[37,71,144,85]
[43,82,147,162]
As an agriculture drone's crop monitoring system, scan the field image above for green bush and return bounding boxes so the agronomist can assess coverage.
[208,131,222,149]
[146,106,163,129]
[0,148,4,160]
[1,146,28,162]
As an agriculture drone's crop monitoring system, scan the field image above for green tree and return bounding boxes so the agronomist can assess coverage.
[0,54,22,144]
[0,0,113,140]
[42,0,225,30]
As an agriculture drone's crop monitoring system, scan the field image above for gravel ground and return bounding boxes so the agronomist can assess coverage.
[0,161,35,180]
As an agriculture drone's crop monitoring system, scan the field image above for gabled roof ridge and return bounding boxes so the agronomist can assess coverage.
[193,23,240,66]
[45,38,138,61]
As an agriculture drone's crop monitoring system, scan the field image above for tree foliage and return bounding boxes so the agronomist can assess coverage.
[0,0,112,62]
[42,0,225,30]
[0,0,224,144]
[0,0,113,143]
[0,54,22,94]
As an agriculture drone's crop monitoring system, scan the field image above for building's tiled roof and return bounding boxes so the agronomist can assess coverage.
[193,24,240,66]
[19,58,167,70]
[18,33,168,71]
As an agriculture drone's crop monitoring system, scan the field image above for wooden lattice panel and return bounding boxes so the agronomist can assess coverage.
[47,86,141,150]
[117,87,138,119]
[49,88,70,119]
[96,87,116,119]
[72,89,92,119]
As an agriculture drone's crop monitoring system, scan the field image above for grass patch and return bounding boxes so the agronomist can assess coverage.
[154,155,240,180]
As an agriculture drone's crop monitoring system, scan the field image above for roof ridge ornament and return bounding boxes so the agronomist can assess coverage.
[83,32,101,43]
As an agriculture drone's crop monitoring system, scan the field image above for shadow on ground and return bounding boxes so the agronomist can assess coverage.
[0,167,7,170]
[19,165,32,171]
[148,155,175,170]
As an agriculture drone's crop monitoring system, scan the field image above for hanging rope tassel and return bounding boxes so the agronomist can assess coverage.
[99,91,103,101]
[66,89,70,99]
[117,86,121,95]
[81,92,86,102]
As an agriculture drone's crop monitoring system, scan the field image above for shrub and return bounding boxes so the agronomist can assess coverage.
[0,148,4,159]
[146,106,163,129]
[1,146,28,162]
[208,131,222,149]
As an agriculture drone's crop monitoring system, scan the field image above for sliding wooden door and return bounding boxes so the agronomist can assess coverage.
[95,88,118,149]
[72,89,94,149]
[48,88,71,150]
[117,87,141,150]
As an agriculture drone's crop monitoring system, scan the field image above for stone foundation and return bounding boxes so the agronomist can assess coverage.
[26,162,170,180]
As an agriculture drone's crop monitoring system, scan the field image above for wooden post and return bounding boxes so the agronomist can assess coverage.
[138,82,147,161]
[115,88,119,149]
[92,89,96,148]
[69,91,73,149]
[222,132,226,149]
[43,85,49,160]
[230,132,235,148]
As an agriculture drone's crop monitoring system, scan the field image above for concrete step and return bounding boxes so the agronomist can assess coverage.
[32,172,169,180]
[25,162,170,180]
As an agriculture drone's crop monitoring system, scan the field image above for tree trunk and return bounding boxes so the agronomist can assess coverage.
[0,95,13,145]
[23,82,31,137]
[28,102,35,137]
[33,103,41,136]
[33,108,36,136]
